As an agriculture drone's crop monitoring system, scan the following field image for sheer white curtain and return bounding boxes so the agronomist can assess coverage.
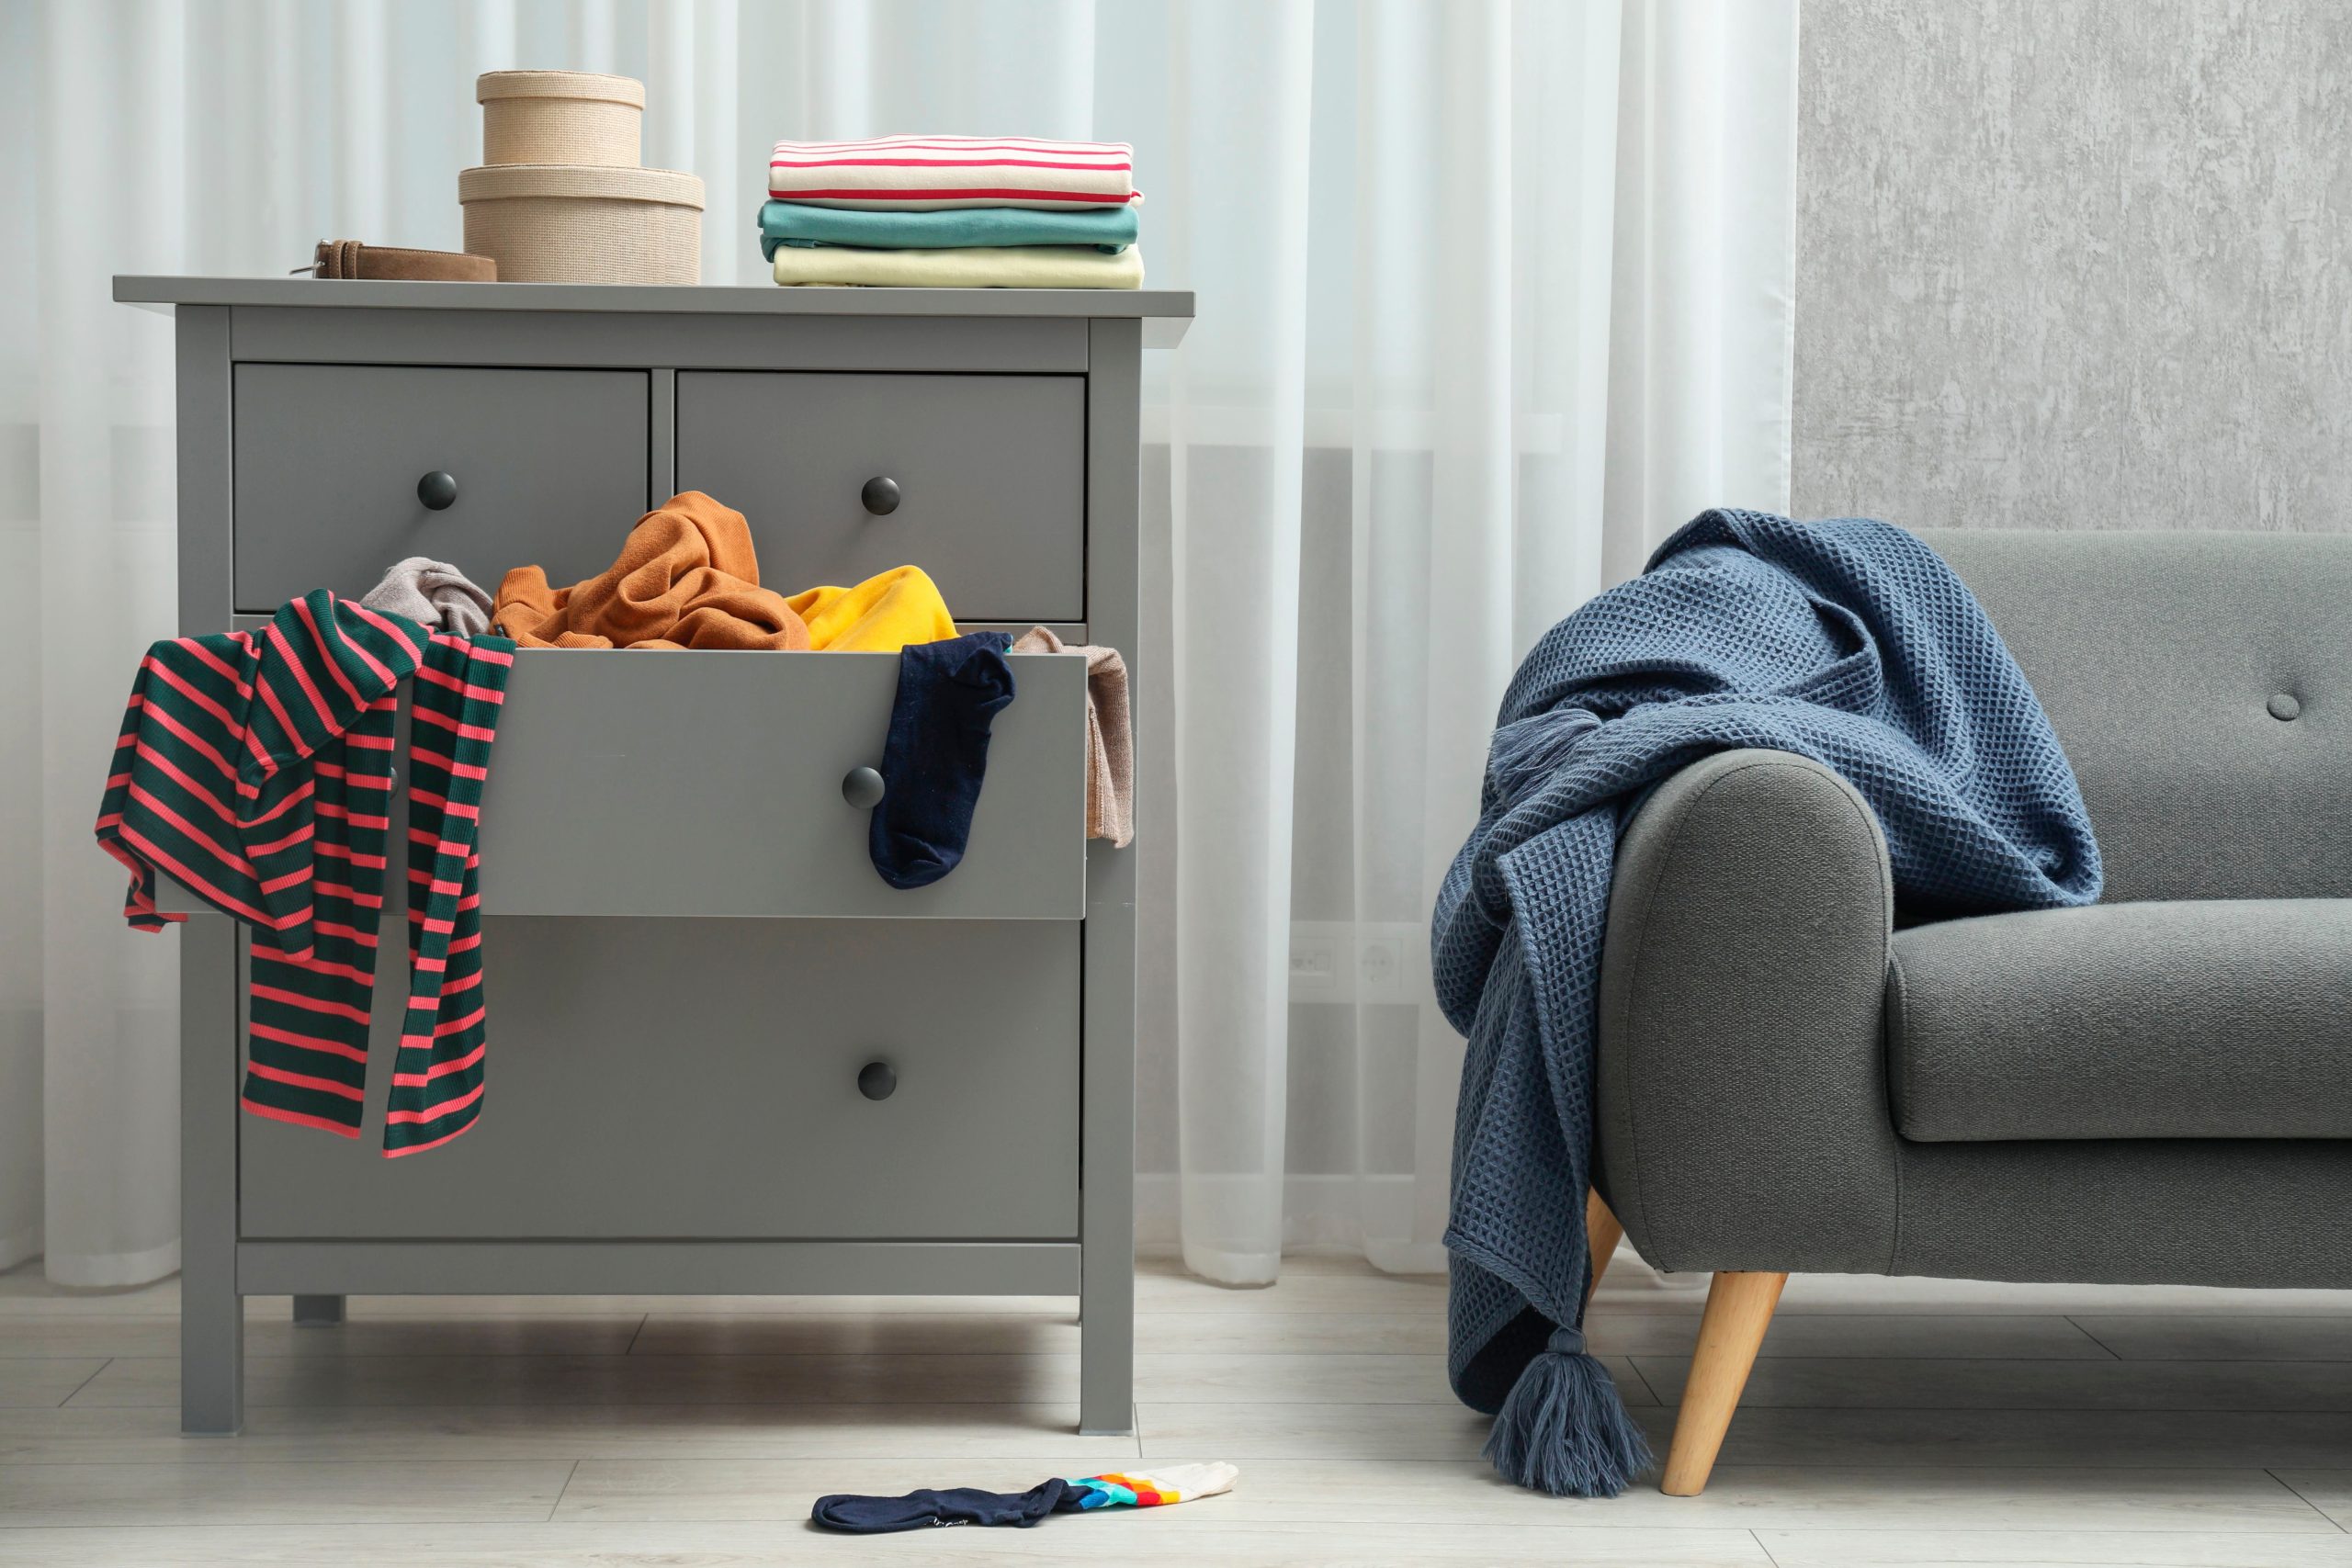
[3,0,1796,1288]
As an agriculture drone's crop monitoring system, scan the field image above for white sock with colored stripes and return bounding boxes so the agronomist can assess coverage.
[1061,1462,1239,1510]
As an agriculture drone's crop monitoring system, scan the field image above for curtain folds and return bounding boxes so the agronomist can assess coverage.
[3,0,1796,1289]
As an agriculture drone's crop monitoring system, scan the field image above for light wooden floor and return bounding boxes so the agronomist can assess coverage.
[2,1256,2350,1565]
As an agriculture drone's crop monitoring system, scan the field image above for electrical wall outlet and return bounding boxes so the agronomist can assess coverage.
[1288,927,1341,1003]
[1288,920,1428,1005]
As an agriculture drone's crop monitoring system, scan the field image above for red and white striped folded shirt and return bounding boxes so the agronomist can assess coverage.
[767,134,1136,212]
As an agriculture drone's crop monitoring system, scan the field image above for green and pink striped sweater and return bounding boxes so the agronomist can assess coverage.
[95,592,514,1156]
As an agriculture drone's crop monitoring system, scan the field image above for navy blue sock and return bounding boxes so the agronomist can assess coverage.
[812,1478,1069,1533]
[867,630,1015,889]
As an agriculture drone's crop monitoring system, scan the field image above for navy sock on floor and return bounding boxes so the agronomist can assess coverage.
[812,1479,1069,1533]
[867,630,1016,889]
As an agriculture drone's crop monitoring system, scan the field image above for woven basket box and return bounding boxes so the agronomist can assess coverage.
[459,164,704,285]
[477,70,644,167]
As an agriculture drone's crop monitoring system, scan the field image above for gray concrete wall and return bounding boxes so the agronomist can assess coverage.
[1791,0,2352,531]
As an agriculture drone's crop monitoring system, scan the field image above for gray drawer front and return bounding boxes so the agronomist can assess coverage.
[145,650,1090,921]
[674,371,1084,624]
[232,363,649,611]
[479,649,1087,919]
[237,919,1080,1240]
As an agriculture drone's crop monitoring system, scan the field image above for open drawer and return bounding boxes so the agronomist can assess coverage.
[155,649,1091,921]
[479,649,1089,919]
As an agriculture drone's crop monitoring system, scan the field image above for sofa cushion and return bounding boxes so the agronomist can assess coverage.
[1888,899,2352,1141]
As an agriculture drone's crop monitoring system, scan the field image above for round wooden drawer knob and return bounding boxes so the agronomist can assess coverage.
[842,765,886,809]
[860,476,901,515]
[417,471,458,511]
[857,1061,897,1101]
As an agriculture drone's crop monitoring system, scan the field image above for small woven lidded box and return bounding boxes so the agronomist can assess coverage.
[462,70,701,285]
[477,70,643,166]
[460,164,704,285]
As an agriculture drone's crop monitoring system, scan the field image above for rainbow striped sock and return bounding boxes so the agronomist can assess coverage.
[1061,1462,1239,1510]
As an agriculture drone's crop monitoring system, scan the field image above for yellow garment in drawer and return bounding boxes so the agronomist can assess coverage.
[790,565,959,651]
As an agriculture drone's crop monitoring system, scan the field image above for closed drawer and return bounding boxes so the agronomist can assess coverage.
[674,371,1084,624]
[237,918,1080,1240]
[232,364,650,611]
[476,649,1088,919]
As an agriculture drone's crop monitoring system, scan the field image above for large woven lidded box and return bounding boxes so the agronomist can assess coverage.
[459,164,704,285]
[477,70,643,166]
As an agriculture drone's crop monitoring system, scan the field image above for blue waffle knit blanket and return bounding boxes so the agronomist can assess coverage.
[1433,511,2102,1496]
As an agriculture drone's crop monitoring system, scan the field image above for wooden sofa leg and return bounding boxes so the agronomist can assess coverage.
[1660,1269,1787,1495]
[1585,1190,1623,1306]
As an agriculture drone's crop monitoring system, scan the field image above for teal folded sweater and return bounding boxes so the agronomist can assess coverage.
[757,199,1136,259]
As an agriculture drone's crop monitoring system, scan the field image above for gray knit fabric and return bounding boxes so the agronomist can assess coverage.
[361,557,492,637]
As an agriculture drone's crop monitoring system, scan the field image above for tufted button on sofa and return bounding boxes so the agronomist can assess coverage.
[1590,528,2352,1494]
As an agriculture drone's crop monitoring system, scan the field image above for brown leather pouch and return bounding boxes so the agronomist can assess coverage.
[304,241,497,282]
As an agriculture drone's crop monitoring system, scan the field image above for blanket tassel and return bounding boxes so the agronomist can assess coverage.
[1482,1325,1653,1497]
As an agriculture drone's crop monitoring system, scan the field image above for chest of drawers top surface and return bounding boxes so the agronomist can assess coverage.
[115,276,1195,344]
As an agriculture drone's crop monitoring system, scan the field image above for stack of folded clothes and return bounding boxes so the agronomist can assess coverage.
[762,133,1142,289]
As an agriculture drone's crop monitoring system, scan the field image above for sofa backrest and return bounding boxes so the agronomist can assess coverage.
[1917,528,2352,903]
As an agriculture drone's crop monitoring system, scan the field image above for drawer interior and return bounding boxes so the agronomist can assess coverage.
[674,371,1086,624]
[236,918,1081,1241]
[232,364,651,612]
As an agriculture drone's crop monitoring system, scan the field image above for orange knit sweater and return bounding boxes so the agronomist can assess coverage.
[495,491,810,649]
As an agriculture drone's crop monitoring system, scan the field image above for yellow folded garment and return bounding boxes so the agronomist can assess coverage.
[787,564,958,651]
[772,243,1144,290]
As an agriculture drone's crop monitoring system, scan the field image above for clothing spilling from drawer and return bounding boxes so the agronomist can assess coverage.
[95,496,1130,1155]
[367,491,1132,852]
[762,134,1144,289]
[362,555,494,635]
[96,593,515,1156]
[86,590,1057,1158]
[871,629,1016,888]
[491,490,955,651]
[476,490,1099,882]
[1012,626,1133,848]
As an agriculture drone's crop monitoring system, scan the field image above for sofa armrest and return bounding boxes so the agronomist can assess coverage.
[1595,748,1901,1275]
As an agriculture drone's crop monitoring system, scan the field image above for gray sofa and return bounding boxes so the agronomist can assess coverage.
[1591,528,2352,1494]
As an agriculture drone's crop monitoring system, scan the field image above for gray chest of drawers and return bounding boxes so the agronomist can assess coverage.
[116,276,1193,1438]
